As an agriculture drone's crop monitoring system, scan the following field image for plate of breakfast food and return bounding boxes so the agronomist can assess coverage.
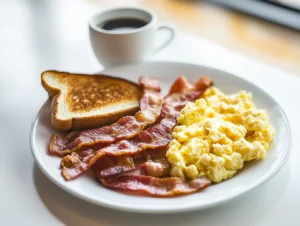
[30,61,291,213]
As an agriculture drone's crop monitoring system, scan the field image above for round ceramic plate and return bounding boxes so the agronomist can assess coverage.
[30,61,291,213]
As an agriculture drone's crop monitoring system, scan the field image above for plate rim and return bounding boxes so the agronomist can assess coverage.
[30,61,292,213]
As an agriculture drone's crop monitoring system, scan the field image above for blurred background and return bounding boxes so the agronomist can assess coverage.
[0,0,299,86]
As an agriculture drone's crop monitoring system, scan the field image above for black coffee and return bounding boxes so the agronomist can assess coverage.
[98,18,148,31]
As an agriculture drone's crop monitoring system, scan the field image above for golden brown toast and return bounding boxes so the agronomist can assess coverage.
[41,70,142,131]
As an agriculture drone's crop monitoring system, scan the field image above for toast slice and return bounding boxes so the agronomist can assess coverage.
[41,70,142,131]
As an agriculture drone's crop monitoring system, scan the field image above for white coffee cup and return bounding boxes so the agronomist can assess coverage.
[89,7,175,67]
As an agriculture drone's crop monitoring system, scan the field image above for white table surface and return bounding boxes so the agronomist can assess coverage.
[1,1,300,226]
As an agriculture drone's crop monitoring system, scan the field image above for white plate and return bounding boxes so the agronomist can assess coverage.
[30,61,292,213]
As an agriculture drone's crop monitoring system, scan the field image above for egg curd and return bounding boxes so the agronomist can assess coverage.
[166,87,275,183]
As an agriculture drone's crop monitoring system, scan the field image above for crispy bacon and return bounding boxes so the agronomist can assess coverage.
[61,76,213,180]
[98,155,135,178]
[140,149,170,178]
[61,148,136,179]
[92,151,210,197]
[48,76,163,156]
[92,155,136,179]
[94,150,169,179]
[97,175,211,197]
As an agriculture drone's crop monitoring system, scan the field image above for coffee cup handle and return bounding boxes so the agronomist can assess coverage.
[154,23,176,53]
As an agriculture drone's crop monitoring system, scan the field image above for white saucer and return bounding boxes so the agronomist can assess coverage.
[30,61,292,213]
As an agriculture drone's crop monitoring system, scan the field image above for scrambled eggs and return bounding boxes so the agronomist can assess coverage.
[166,87,275,183]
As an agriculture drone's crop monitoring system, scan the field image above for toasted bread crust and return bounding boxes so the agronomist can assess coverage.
[42,70,142,131]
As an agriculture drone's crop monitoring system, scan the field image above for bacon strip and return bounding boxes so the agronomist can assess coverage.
[61,76,213,180]
[92,155,136,178]
[94,150,169,179]
[97,175,211,197]
[140,149,170,178]
[98,155,135,179]
[48,76,163,156]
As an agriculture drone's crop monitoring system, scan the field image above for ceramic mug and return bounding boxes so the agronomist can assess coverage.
[89,7,175,67]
